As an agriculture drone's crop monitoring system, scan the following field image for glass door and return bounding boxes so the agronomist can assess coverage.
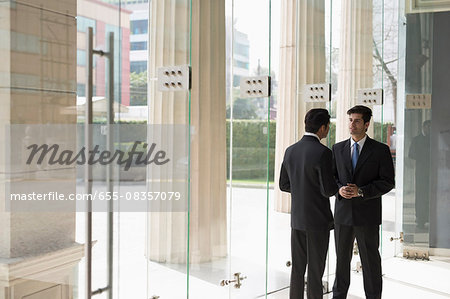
[372,0,400,263]
[400,10,433,254]
[187,0,274,297]
[229,0,273,297]
[145,0,190,298]
[323,0,398,296]
[383,6,450,297]
[75,0,122,298]
[76,1,154,298]
[269,0,334,296]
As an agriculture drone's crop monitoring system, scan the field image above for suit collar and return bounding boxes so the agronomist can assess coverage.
[350,134,368,151]
[304,132,320,141]
[301,135,320,142]
[341,136,374,176]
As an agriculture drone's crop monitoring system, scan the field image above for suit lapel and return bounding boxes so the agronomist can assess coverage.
[354,137,373,175]
[341,139,353,175]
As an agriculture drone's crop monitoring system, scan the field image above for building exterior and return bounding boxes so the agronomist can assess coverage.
[76,0,131,106]
[231,29,250,87]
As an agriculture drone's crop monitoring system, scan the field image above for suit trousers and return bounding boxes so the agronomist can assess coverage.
[332,224,382,299]
[290,228,329,299]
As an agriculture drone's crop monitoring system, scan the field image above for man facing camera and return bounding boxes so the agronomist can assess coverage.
[280,108,338,299]
[332,105,395,299]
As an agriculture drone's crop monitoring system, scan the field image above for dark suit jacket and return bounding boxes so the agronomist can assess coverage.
[279,135,339,231]
[332,136,395,226]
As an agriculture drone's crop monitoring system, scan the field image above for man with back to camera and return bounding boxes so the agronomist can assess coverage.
[279,108,339,299]
[332,105,395,299]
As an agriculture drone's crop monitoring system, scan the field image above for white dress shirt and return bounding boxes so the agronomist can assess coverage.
[304,132,320,141]
[350,134,367,158]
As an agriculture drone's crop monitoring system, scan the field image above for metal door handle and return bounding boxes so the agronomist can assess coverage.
[220,272,247,289]
[390,232,404,242]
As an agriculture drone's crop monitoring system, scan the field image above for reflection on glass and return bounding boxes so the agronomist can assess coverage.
[402,13,433,247]
[146,0,189,297]
[408,120,431,230]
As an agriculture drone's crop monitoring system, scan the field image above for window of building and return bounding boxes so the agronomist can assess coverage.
[131,61,147,73]
[234,43,249,57]
[76,84,97,97]
[131,41,147,51]
[233,60,249,69]
[77,83,86,97]
[103,0,148,4]
[77,49,97,67]
[131,20,148,35]
[233,75,241,87]
[77,49,86,66]
[77,16,96,34]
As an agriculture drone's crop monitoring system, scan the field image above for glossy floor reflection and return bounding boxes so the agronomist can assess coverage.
[268,264,450,299]
[75,184,450,298]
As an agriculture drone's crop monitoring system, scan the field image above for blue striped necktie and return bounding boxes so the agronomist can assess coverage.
[352,142,359,170]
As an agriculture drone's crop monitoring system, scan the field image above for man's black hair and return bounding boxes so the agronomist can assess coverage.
[305,108,330,134]
[347,105,373,123]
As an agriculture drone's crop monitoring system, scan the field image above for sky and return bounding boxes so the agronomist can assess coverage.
[228,0,342,76]
[226,0,397,123]
[228,0,281,74]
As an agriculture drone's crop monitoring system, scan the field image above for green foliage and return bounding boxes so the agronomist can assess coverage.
[328,122,336,147]
[116,141,150,161]
[374,122,393,144]
[76,118,392,183]
[225,120,392,182]
[226,120,276,181]
[130,71,147,106]
[327,122,392,147]
[77,119,147,124]
[226,98,258,119]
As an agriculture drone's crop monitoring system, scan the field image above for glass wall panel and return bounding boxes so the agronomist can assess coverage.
[401,12,433,250]
[1,1,80,297]
[75,0,122,298]
[379,0,401,261]
[372,0,397,261]
[324,0,337,294]
[325,0,395,293]
[189,0,273,297]
[229,1,272,297]
[266,0,291,295]
[327,0,339,147]
[146,0,190,298]
[386,7,450,296]
[76,0,151,298]
[112,3,149,298]
[268,0,334,296]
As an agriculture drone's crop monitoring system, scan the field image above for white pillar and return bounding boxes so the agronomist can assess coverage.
[274,0,326,213]
[335,0,373,142]
[148,0,227,263]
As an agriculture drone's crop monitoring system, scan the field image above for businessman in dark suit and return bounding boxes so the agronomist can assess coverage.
[331,105,395,299]
[280,108,339,299]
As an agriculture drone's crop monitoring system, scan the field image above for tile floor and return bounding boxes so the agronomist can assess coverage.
[75,184,450,299]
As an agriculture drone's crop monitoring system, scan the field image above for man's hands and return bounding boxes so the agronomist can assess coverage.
[339,183,359,199]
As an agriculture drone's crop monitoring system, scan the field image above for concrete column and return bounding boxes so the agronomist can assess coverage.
[148,0,227,263]
[335,0,373,142]
[0,0,82,297]
[274,0,326,213]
